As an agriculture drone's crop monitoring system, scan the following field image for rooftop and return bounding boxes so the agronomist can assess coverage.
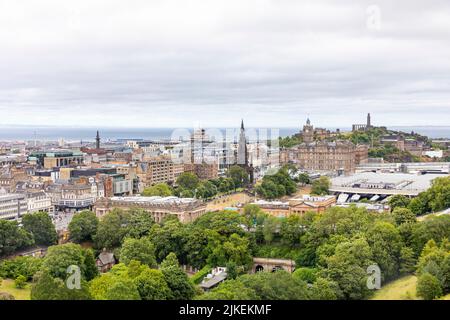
[110,195,199,205]
[0,192,26,200]
[331,172,447,196]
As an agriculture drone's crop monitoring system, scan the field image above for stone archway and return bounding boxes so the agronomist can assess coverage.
[271,265,283,273]
[255,265,264,273]
[252,257,296,273]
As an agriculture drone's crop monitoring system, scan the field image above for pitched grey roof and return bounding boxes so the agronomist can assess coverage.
[98,251,115,265]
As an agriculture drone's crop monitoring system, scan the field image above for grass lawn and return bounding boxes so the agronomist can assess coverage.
[371,275,418,300]
[0,279,31,300]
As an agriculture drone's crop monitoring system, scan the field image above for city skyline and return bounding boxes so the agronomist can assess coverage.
[0,0,450,127]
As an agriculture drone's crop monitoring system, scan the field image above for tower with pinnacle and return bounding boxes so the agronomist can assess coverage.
[236,119,254,184]
[96,130,101,149]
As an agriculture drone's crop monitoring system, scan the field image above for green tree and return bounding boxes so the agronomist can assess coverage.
[208,234,253,267]
[89,269,140,300]
[94,209,131,250]
[31,271,91,300]
[388,195,411,211]
[193,211,246,238]
[238,271,310,300]
[142,183,173,197]
[105,279,141,300]
[427,177,450,213]
[297,173,310,185]
[309,277,341,300]
[416,273,443,300]
[225,261,238,280]
[14,275,27,289]
[321,237,374,300]
[42,243,91,280]
[196,181,218,200]
[218,178,235,193]
[280,215,304,247]
[82,249,99,281]
[293,267,318,284]
[311,176,331,195]
[399,247,416,275]
[408,193,430,216]
[149,219,187,263]
[256,180,279,199]
[68,210,99,243]
[89,273,118,300]
[227,165,249,189]
[160,253,195,300]
[262,216,278,244]
[197,279,258,300]
[392,208,416,225]
[441,255,450,292]
[21,212,57,246]
[0,256,43,281]
[119,237,157,267]
[415,239,448,290]
[125,209,155,239]
[134,268,171,300]
[242,204,263,231]
[183,227,210,269]
[176,172,200,190]
[366,221,403,281]
[411,215,450,254]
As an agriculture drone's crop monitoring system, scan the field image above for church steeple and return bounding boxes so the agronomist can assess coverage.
[237,120,248,166]
[96,130,101,149]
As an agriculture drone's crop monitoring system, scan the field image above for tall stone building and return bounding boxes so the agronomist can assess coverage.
[282,140,367,174]
[352,113,372,132]
[96,130,101,149]
[136,156,184,188]
[302,118,314,143]
[300,118,330,142]
[236,120,254,183]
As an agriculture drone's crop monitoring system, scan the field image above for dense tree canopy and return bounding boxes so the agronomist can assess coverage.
[408,177,450,215]
[94,209,131,250]
[9,176,450,301]
[388,195,411,212]
[160,253,195,300]
[119,237,157,267]
[176,172,200,190]
[68,210,99,243]
[142,183,173,197]
[21,212,57,246]
[0,256,43,281]
[42,243,97,281]
[31,271,91,300]
[0,220,34,257]
[256,167,297,199]
[311,176,331,196]
[227,165,249,189]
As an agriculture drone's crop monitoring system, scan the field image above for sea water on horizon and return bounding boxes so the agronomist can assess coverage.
[0,127,302,141]
[0,126,449,141]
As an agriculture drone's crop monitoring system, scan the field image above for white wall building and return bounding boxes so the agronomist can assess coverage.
[27,191,54,214]
[0,191,28,220]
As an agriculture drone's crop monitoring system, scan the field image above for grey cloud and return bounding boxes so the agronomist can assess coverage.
[0,0,449,128]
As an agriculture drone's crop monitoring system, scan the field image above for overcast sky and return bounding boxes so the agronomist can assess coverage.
[0,0,449,128]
